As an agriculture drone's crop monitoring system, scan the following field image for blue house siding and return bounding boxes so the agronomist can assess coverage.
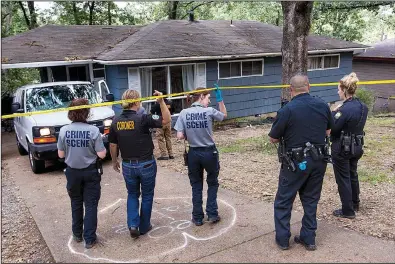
[104,52,354,118]
[308,52,353,103]
[206,57,282,118]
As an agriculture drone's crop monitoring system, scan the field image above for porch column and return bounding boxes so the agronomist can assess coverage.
[89,63,94,82]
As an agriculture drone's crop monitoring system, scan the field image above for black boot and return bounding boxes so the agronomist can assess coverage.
[129,227,140,238]
[333,209,356,219]
[294,235,316,251]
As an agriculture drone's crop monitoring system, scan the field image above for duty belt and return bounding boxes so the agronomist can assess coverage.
[337,131,364,155]
[278,140,331,172]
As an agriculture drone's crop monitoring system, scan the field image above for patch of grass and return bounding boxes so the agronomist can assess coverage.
[367,117,395,127]
[219,144,244,153]
[218,136,277,155]
[214,114,275,130]
[359,168,394,184]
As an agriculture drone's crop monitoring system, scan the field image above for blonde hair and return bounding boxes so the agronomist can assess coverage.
[121,89,140,109]
[340,72,359,96]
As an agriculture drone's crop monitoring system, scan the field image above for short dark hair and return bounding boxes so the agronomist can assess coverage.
[67,98,90,122]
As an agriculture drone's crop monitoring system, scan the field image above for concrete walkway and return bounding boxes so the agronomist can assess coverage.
[2,133,395,263]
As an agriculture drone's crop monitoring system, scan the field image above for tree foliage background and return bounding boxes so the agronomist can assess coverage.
[1,1,395,97]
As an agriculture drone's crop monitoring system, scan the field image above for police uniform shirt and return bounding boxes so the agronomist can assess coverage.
[174,102,225,147]
[269,93,334,150]
[57,122,105,169]
[331,97,368,139]
[150,99,173,116]
[108,110,163,160]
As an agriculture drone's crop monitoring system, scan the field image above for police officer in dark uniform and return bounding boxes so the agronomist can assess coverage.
[108,89,171,238]
[57,98,106,249]
[330,72,368,219]
[269,75,334,251]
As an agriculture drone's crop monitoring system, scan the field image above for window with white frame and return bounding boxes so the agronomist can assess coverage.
[218,59,263,79]
[308,55,340,70]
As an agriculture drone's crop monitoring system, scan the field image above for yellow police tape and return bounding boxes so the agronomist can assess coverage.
[1,79,395,119]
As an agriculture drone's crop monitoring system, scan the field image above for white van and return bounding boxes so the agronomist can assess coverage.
[11,81,115,174]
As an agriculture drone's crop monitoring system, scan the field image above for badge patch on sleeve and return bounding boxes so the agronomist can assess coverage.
[152,114,160,120]
[334,112,342,119]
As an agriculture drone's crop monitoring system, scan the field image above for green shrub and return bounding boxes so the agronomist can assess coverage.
[356,86,375,112]
[1,68,40,98]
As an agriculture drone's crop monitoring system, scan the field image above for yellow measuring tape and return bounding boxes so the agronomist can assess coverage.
[2,79,395,119]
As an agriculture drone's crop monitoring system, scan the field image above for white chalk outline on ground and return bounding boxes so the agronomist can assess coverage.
[68,197,237,263]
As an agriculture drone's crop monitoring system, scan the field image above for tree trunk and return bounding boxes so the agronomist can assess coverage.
[2,2,14,36]
[108,1,112,25]
[18,1,30,29]
[27,1,38,29]
[168,1,179,19]
[88,1,95,25]
[72,2,80,25]
[281,1,313,103]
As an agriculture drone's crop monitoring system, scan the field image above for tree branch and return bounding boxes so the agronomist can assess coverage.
[27,1,37,29]
[88,1,95,25]
[18,1,30,29]
[318,1,393,11]
[181,1,213,19]
[2,13,10,21]
[179,1,194,8]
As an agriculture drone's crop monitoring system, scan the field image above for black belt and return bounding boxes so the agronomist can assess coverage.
[189,145,216,151]
[123,155,154,164]
[67,163,96,171]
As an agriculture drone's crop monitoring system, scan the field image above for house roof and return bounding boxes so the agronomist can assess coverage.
[2,20,368,68]
[97,20,368,62]
[354,38,395,59]
[1,25,141,65]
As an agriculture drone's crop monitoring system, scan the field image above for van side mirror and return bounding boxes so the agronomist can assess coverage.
[105,93,114,102]
[11,102,23,113]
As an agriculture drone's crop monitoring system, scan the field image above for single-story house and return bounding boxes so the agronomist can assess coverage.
[2,19,369,119]
[353,38,395,112]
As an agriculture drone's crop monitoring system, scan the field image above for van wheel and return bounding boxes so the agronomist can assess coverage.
[28,145,45,174]
[16,135,28,155]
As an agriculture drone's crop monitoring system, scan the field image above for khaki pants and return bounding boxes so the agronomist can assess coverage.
[156,123,173,157]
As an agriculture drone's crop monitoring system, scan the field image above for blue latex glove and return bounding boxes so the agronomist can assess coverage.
[214,84,223,102]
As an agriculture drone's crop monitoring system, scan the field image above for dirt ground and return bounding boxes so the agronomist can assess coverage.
[154,114,395,241]
[1,114,393,263]
[1,159,55,263]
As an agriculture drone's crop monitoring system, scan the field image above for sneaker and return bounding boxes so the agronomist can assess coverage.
[85,240,97,249]
[129,227,140,238]
[207,215,221,223]
[353,203,360,212]
[140,224,153,235]
[294,235,316,251]
[275,239,289,250]
[73,234,83,243]
[191,218,204,226]
[169,155,175,159]
[157,156,169,160]
[333,209,356,219]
